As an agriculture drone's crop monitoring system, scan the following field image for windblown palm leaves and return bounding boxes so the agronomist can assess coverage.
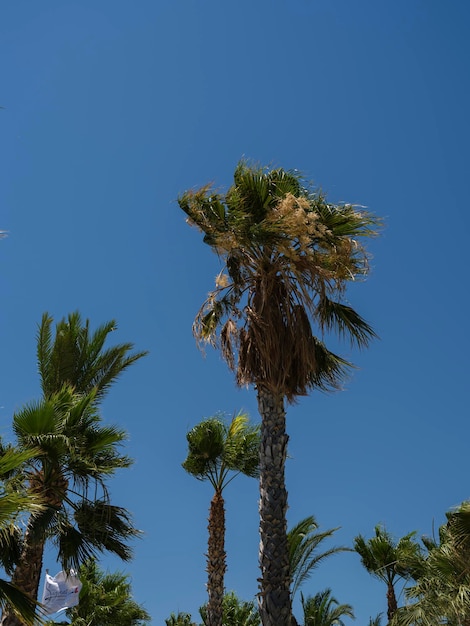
[300,588,354,626]
[37,311,148,401]
[288,516,350,601]
[393,502,470,626]
[179,160,380,402]
[354,526,422,624]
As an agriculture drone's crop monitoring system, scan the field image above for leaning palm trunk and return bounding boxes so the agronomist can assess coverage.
[386,583,398,624]
[206,491,226,626]
[1,470,67,626]
[257,388,292,626]
[0,528,45,626]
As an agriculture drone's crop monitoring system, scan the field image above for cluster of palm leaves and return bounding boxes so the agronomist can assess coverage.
[353,508,470,626]
[0,312,147,626]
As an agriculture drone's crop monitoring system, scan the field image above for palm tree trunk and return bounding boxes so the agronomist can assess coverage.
[386,582,398,624]
[257,387,292,626]
[0,526,45,626]
[206,491,226,626]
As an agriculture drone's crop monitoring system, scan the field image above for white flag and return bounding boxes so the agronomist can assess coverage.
[41,570,82,615]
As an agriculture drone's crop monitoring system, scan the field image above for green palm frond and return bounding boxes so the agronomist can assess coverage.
[317,298,378,348]
[0,579,40,626]
[288,516,350,600]
[38,311,148,403]
[301,588,355,626]
[53,500,140,570]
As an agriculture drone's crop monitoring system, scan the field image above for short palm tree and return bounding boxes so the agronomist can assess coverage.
[62,559,150,626]
[179,160,380,626]
[300,589,354,626]
[393,502,470,626]
[288,516,351,601]
[1,313,146,626]
[183,412,260,626]
[354,526,422,624]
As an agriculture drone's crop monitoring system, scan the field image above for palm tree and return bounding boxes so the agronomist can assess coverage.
[61,559,150,626]
[179,160,380,626]
[300,589,354,626]
[393,502,470,626]
[0,446,45,626]
[288,516,350,602]
[183,412,260,626]
[354,526,422,624]
[1,313,147,626]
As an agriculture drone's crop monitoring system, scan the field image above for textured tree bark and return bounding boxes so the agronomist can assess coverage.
[1,469,67,626]
[257,387,292,626]
[0,527,45,626]
[206,491,226,626]
[386,582,398,624]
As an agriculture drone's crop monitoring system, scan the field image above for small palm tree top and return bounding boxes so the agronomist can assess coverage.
[37,311,148,403]
[354,525,422,585]
[300,588,355,626]
[179,160,381,401]
[182,411,260,492]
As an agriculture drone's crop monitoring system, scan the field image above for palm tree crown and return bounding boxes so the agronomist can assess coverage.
[183,411,260,491]
[354,525,422,624]
[179,160,380,402]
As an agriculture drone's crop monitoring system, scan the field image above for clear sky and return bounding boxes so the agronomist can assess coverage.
[1,1,469,624]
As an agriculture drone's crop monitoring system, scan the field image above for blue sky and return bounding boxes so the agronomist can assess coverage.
[1,1,469,624]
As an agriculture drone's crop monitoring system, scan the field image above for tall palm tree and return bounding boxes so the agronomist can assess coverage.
[179,160,380,626]
[61,559,150,626]
[1,313,147,626]
[183,412,260,626]
[288,516,350,602]
[0,446,45,626]
[300,589,354,626]
[354,526,422,625]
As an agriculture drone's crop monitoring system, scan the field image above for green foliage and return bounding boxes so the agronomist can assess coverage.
[392,502,470,626]
[199,591,260,626]
[0,446,45,625]
[165,612,196,626]
[300,588,354,626]
[288,516,351,600]
[37,311,148,403]
[182,412,260,492]
[63,560,150,626]
[354,525,422,585]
